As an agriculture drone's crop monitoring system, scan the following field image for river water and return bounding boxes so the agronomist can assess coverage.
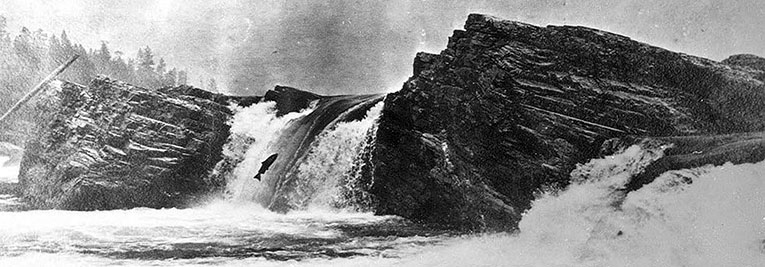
[0,101,763,266]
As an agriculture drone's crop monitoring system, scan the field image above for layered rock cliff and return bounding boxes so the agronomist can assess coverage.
[365,14,765,230]
[18,76,375,211]
[18,78,237,210]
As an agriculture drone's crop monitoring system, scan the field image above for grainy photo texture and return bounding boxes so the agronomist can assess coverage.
[0,1,764,266]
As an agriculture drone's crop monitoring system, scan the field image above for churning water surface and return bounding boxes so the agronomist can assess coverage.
[1,101,764,266]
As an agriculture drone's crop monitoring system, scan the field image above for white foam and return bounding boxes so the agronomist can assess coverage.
[287,101,384,209]
[223,101,315,202]
[399,145,765,267]
[0,201,426,267]
[0,156,19,183]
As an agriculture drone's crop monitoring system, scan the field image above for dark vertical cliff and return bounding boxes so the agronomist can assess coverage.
[365,14,765,230]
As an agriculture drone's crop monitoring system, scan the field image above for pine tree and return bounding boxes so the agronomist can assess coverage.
[13,27,40,69]
[165,67,177,87]
[177,70,188,85]
[126,58,138,84]
[156,58,166,76]
[137,46,155,70]
[60,30,73,52]
[136,46,159,88]
[0,23,188,143]
[95,41,111,75]
[47,35,61,63]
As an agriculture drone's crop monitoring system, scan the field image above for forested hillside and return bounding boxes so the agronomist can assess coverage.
[0,16,187,144]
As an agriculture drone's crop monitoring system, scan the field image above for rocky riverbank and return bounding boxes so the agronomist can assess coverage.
[364,14,765,230]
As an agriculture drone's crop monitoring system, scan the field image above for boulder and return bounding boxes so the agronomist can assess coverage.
[263,85,323,116]
[365,14,765,230]
[18,77,234,210]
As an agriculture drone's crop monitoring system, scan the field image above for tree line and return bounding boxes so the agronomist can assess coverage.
[0,16,188,144]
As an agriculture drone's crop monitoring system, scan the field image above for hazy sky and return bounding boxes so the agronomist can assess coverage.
[1,0,764,95]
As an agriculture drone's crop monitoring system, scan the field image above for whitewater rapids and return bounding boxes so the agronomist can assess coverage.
[402,145,765,267]
[1,100,764,266]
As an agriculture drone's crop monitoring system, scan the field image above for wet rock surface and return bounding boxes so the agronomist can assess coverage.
[366,14,765,230]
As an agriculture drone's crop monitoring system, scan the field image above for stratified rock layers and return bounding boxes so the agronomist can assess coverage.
[19,78,234,210]
[367,14,765,230]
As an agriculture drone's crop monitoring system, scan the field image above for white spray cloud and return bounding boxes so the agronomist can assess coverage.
[399,145,765,266]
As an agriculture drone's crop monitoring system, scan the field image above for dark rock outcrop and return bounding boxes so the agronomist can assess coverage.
[160,85,262,107]
[19,77,236,210]
[263,85,324,116]
[17,76,368,211]
[722,54,765,81]
[601,132,765,192]
[365,14,765,230]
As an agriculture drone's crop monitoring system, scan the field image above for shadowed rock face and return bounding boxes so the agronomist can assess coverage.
[366,14,765,230]
[18,77,235,210]
[722,54,765,81]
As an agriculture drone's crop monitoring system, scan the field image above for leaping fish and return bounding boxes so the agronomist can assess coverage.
[253,153,279,181]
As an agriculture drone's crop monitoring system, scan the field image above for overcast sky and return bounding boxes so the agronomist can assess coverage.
[2,0,764,95]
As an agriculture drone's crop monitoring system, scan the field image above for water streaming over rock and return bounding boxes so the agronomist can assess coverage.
[1,103,764,266]
[278,102,384,210]
[221,100,318,203]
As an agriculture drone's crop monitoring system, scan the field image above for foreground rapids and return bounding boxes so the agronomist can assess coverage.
[0,202,450,266]
[2,10,765,266]
[1,145,764,266]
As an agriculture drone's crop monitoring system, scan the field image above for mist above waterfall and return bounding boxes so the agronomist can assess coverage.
[4,0,765,94]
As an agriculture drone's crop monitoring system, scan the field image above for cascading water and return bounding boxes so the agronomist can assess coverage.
[280,102,384,210]
[214,95,386,210]
[219,100,317,203]
[2,100,764,266]
[0,97,451,266]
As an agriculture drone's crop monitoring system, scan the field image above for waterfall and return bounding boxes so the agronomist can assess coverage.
[280,101,384,210]
[218,101,316,203]
[216,95,384,211]
[3,99,764,266]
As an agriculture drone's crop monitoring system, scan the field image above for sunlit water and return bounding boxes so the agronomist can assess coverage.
[1,101,764,266]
